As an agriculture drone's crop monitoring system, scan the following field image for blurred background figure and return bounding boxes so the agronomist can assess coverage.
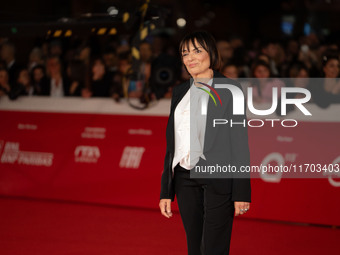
[42,55,70,97]
[49,40,63,60]
[66,60,86,97]
[102,47,118,77]
[138,41,153,84]
[82,57,112,98]
[9,68,35,99]
[222,63,238,79]
[216,40,233,66]
[256,53,270,64]
[31,64,47,96]
[76,44,91,69]
[283,62,312,114]
[309,53,340,108]
[260,40,280,77]
[286,39,300,64]
[1,42,20,88]
[323,54,340,80]
[250,59,285,104]
[112,52,135,100]
[28,47,45,72]
[289,62,310,80]
[288,62,311,97]
[0,68,11,97]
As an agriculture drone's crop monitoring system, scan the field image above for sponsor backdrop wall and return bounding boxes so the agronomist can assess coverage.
[0,97,339,226]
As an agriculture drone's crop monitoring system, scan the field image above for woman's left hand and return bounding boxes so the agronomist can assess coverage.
[234,201,250,216]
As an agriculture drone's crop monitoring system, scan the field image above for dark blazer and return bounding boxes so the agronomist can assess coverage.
[160,69,251,202]
[40,76,71,96]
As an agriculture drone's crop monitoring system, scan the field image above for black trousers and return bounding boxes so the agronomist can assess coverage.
[174,163,235,255]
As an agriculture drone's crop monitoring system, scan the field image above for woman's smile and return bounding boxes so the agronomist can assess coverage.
[181,39,212,79]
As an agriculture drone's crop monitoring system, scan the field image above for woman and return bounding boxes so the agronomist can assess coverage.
[9,68,36,100]
[31,64,48,95]
[250,59,285,104]
[82,57,112,98]
[66,59,86,96]
[159,31,251,255]
[42,55,70,97]
[222,62,239,79]
[321,54,340,95]
[309,54,340,108]
[0,68,11,97]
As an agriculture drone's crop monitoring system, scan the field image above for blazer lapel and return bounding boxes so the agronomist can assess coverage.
[203,76,219,153]
[203,70,229,154]
[168,80,191,154]
[170,80,191,112]
[168,70,229,155]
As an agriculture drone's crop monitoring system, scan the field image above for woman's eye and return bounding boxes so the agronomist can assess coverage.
[195,49,201,53]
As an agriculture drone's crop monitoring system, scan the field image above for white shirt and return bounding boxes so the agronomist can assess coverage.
[172,78,212,176]
[27,86,34,96]
[50,78,64,97]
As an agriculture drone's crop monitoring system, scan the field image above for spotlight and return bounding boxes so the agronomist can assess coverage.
[177,18,186,28]
[107,6,119,16]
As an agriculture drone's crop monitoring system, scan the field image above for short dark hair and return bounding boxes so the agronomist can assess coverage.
[47,54,61,63]
[179,30,221,71]
[31,64,45,74]
[222,62,237,71]
[322,52,339,67]
[288,61,309,77]
[251,59,271,77]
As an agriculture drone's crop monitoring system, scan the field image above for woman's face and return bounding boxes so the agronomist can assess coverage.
[222,65,238,79]
[92,60,106,80]
[119,60,130,74]
[18,69,30,86]
[47,58,61,77]
[181,39,211,78]
[297,69,309,78]
[33,68,44,82]
[254,65,270,79]
[323,59,339,78]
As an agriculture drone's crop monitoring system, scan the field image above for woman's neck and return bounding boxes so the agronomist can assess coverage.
[192,69,213,85]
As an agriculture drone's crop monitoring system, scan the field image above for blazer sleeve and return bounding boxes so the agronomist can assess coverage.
[227,81,252,202]
[159,86,177,201]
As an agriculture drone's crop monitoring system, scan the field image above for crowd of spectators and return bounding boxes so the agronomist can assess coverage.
[0,32,339,110]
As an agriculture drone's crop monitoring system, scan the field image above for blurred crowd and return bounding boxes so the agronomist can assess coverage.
[0,32,339,110]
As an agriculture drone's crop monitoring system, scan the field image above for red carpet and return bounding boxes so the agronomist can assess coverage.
[0,197,339,255]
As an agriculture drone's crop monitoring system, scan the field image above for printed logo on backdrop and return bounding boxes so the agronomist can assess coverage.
[81,127,106,139]
[0,141,53,166]
[120,146,145,169]
[17,123,38,130]
[74,146,100,163]
[0,140,4,156]
[128,129,152,135]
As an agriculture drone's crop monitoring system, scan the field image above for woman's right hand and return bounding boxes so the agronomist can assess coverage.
[159,199,173,218]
